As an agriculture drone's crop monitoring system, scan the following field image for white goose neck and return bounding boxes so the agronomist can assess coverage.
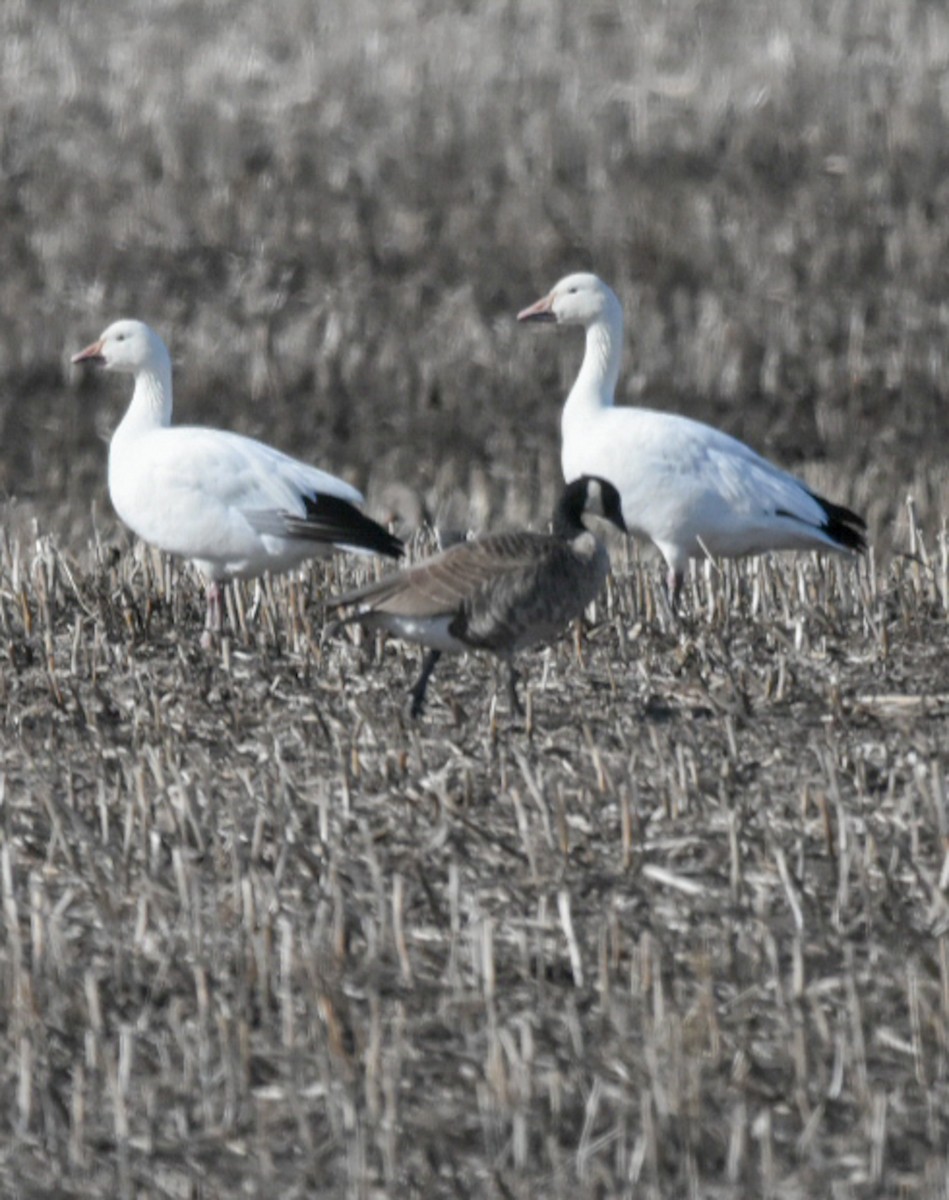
[117,360,173,439]
[563,299,624,430]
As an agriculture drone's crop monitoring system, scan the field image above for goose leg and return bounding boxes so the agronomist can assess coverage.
[409,649,441,717]
[506,662,523,715]
[666,567,683,614]
[201,580,224,648]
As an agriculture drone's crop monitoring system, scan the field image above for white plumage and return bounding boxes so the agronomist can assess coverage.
[72,319,402,637]
[518,273,866,606]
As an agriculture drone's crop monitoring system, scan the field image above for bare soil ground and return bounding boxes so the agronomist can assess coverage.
[1,1,948,1197]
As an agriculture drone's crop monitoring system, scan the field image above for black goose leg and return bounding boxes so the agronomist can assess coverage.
[506,662,523,715]
[667,567,683,615]
[409,649,441,717]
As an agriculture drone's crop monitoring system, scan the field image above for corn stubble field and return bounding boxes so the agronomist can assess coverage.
[2,1,949,1197]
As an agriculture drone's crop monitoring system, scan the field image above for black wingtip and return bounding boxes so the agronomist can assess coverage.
[290,494,404,559]
[811,492,868,554]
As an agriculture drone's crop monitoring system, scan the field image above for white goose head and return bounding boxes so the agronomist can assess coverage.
[72,319,170,378]
[517,272,621,329]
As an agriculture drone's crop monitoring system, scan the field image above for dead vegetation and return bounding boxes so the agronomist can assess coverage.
[1,524,947,1199]
[1,0,949,1196]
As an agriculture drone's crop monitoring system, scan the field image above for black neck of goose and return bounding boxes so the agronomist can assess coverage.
[552,479,592,539]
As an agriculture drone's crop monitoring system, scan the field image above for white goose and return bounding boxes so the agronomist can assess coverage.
[518,273,866,606]
[72,319,402,637]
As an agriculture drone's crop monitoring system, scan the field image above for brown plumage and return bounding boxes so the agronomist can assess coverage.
[328,476,627,716]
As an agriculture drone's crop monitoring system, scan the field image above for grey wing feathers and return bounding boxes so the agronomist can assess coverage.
[328,531,556,620]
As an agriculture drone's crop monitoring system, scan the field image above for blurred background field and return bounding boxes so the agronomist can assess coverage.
[1,2,948,1199]
[2,0,949,552]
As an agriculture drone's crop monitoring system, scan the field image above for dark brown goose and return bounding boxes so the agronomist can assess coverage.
[328,476,627,716]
